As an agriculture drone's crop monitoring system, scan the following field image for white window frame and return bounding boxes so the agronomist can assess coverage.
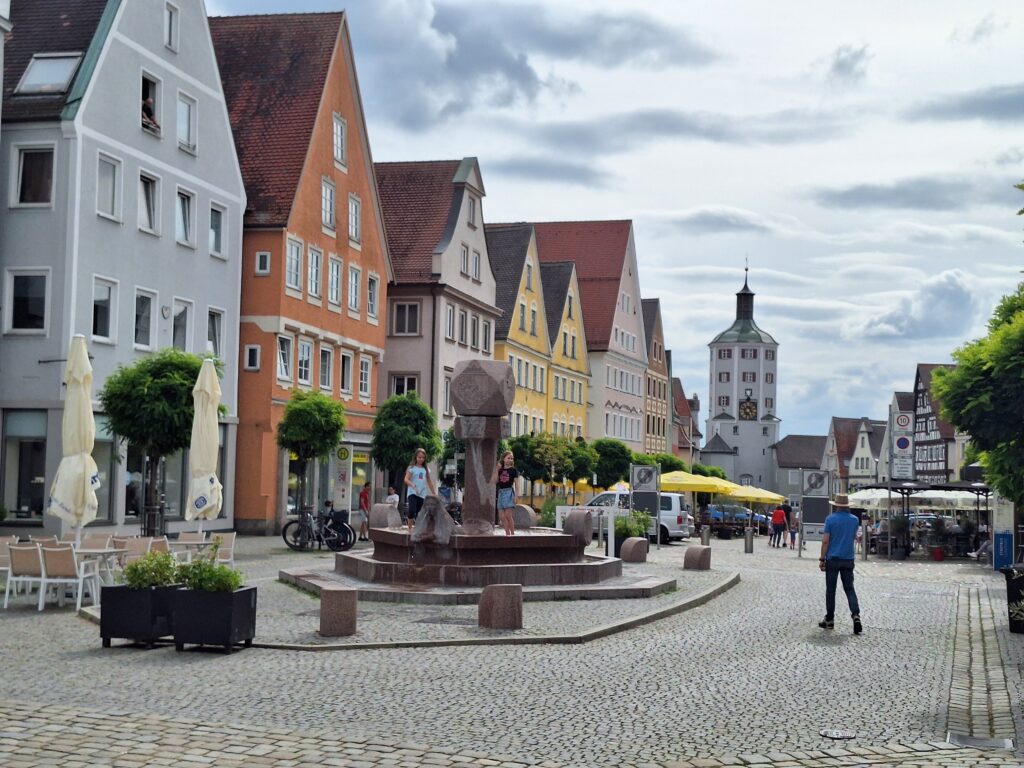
[171,297,194,352]
[10,142,57,209]
[206,306,225,357]
[347,265,361,314]
[91,275,118,344]
[332,113,347,168]
[444,377,452,416]
[358,355,372,399]
[718,372,730,383]
[482,320,491,353]
[208,202,226,259]
[340,351,353,394]
[446,304,455,340]
[327,256,342,306]
[255,251,271,276]
[321,177,336,232]
[460,244,470,275]
[138,170,161,235]
[297,339,313,386]
[391,374,418,397]
[717,395,730,408]
[175,186,196,248]
[176,90,197,154]
[526,263,533,291]
[319,346,334,392]
[285,238,303,292]
[470,314,480,349]
[457,309,468,345]
[164,4,180,51]
[15,53,82,94]
[467,195,477,226]
[471,250,481,280]
[141,70,163,137]
[348,194,361,244]
[307,246,322,299]
[96,152,122,222]
[277,335,294,382]
[392,302,420,336]
[567,293,574,319]
[133,287,157,351]
[367,274,379,319]
[243,344,261,372]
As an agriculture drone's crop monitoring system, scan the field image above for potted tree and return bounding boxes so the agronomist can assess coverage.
[171,550,255,654]
[100,551,179,649]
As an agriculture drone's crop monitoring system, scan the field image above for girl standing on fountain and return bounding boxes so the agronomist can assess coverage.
[492,450,518,536]
[404,448,436,534]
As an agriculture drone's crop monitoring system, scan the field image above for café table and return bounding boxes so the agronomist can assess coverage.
[168,540,214,563]
[72,547,120,585]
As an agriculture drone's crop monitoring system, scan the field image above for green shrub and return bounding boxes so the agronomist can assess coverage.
[615,510,650,538]
[176,552,243,592]
[538,497,558,527]
[122,551,178,588]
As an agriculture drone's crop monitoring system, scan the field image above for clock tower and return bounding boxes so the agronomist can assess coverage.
[705,270,781,487]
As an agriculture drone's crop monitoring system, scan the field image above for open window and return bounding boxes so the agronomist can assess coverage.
[141,74,161,135]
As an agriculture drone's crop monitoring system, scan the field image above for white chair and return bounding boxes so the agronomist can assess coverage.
[0,536,20,588]
[212,532,236,566]
[81,533,112,550]
[118,536,152,567]
[39,546,100,611]
[4,545,44,609]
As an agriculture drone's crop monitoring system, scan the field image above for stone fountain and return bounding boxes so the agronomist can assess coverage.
[335,360,624,589]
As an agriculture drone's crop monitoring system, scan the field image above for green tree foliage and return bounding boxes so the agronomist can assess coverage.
[591,438,631,489]
[99,349,213,509]
[276,390,346,512]
[371,394,442,488]
[691,463,728,479]
[652,453,687,473]
[440,428,465,486]
[630,452,657,466]
[508,433,546,503]
[535,433,572,483]
[934,283,1024,502]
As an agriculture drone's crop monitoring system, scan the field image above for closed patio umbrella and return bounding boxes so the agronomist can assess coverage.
[47,335,100,545]
[185,359,223,534]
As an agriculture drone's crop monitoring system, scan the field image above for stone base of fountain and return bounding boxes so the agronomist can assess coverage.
[335,527,622,588]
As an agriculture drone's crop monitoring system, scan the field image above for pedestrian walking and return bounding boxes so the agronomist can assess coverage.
[358,482,371,541]
[404,448,436,534]
[818,493,862,634]
[492,450,518,536]
[770,505,788,547]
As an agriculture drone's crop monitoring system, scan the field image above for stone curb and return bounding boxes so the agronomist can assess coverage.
[81,571,740,652]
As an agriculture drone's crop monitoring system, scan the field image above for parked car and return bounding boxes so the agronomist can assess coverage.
[577,491,693,543]
[703,504,753,537]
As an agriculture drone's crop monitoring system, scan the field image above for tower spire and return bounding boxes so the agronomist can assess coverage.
[736,261,754,319]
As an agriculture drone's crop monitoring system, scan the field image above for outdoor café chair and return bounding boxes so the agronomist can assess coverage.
[29,535,58,547]
[150,536,171,553]
[177,531,206,544]
[81,533,112,550]
[39,546,100,612]
[116,536,152,567]
[212,532,236,566]
[0,535,20,589]
[4,545,44,609]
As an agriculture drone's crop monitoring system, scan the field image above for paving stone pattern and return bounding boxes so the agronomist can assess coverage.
[0,535,1021,767]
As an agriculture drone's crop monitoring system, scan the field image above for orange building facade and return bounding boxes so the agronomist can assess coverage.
[212,12,391,533]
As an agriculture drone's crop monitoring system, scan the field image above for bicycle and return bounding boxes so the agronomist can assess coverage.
[282,508,355,552]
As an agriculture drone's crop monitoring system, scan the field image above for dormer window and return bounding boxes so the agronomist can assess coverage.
[16,53,82,94]
[468,196,477,226]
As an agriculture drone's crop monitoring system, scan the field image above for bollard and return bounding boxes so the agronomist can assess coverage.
[700,526,711,546]
[744,527,754,554]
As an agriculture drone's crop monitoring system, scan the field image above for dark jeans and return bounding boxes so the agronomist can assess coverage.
[825,558,860,620]
[770,523,785,546]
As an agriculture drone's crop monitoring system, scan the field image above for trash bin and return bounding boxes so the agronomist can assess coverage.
[1000,567,1024,634]
[700,526,711,546]
[744,527,754,554]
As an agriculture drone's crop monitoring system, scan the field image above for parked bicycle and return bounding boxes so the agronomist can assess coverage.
[282,507,355,552]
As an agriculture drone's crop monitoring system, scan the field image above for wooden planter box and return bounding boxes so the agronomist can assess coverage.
[100,585,180,649]
[171,586,257,653]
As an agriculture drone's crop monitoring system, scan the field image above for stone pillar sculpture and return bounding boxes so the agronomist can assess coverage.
[451,360,515,535]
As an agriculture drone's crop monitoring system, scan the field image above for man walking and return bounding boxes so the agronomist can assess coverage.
[819,493,862,634]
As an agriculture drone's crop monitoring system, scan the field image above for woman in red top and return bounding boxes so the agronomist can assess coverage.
[771,506,789,548]
[358,482,371,541]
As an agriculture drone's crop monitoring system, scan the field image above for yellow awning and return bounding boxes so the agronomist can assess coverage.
[724,486,785,504]
[659,470,742,495]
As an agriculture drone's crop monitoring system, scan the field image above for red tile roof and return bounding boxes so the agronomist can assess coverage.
[374,160,462,283]
[3,0,108,123]
[531,220,633,350]
[210,12,342,228]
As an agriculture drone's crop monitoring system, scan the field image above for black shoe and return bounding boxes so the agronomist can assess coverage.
[853,615,862,635]
[818,618,834,629]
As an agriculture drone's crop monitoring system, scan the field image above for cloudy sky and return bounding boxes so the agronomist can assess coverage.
[209,0,1024,437]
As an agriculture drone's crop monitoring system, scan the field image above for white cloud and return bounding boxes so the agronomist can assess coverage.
[849,269,982,340]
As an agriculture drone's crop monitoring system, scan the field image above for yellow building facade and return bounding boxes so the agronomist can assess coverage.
[542,262,589,441]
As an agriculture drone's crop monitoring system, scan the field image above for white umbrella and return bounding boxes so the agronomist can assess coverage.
[185,359,223,534]
[47,335,100,545]
[848,488,894,507]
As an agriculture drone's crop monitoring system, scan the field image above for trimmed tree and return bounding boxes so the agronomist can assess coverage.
[99,349,212,535]
[276,390,346,520]
[591,438,631,489]
[565,439,598,503]
[509,433,546,504]
[652,452,687,473]
[371,393,442,493]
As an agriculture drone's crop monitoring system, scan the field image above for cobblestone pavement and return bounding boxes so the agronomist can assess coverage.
[0,535,1020,767]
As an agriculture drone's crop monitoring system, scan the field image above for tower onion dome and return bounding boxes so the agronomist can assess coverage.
[711,273,776,344]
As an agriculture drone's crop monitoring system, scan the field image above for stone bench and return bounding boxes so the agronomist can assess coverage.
[620,537,648,563]
[478,584,523,629]
[683,545,711,571]
[369,502,402,529]
[319,584,357,637]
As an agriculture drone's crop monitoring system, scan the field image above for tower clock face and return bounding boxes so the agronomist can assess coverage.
[739,399,758,420]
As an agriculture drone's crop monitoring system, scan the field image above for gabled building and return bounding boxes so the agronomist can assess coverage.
[211,11,391,533]
[705,273,780,486]
[485,223,552,439]
[374,158,499,442]
[540,261,589,441]
[1,0,245,536]
[670,377,701,466]
[913,364,966,484]
[700,433,737,479]
[770,434,827,506]
[534,220,648,447]
[821,417,865,494]
[641,298,669,454]
[846,418,887,490]
[878,391,915,482]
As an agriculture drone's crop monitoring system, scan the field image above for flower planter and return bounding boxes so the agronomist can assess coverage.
[100,584,180,649]
[1001,568,1024,634]
[172,586,257,653]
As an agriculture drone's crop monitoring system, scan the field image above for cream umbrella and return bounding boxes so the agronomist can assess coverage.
[47,335,100,545]
[725,486,786,504]
[185,359,223,534]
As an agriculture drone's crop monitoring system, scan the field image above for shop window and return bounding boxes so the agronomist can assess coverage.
[1,410,48,521]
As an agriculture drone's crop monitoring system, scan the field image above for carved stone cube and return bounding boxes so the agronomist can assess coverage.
[451,361,515,416]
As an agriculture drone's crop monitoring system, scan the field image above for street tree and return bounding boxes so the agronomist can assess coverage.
[276,390,346,515]
[371,393,442,492]
[509,433,546,504]
[439,428,465,487]
[652,453,687,473]
[99,349,214,532]
[565,439,598,502]
[591,438,631,489]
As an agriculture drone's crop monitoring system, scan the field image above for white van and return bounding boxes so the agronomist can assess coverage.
[579,491,693,543]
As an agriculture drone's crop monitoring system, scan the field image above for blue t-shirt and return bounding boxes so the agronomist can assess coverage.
[823,510,859,561]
